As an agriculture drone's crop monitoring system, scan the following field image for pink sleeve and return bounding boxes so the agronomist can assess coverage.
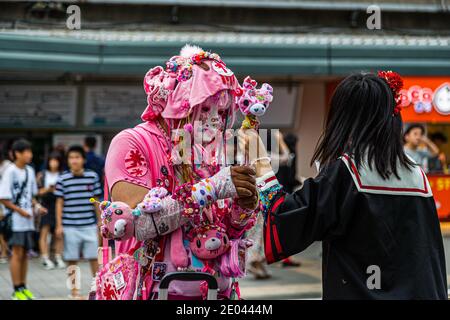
[105,129,154,191]
[105,129,152,255]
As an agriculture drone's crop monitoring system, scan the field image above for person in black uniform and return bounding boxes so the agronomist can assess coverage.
[240,71,447,299]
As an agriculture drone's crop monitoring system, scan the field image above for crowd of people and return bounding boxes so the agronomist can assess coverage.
[0,130,302,299]
[0,137,105,300]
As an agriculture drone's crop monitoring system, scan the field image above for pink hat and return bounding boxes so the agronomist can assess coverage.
[162,59,238,119]
[141,66,177,121]
[141,45,239,121]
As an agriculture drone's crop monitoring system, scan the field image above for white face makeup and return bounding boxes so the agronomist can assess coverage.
[195,91,231,145]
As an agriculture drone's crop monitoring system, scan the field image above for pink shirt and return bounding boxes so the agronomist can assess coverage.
[105,121,170,254]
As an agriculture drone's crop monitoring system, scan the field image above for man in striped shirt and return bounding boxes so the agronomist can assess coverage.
[55,145,102,299]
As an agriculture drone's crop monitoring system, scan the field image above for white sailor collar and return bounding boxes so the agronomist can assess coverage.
[340,153,432,197]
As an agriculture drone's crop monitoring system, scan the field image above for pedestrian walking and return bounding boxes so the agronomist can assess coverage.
[37,152,65,270]
[55,145,102,299]
[0,139,48,300]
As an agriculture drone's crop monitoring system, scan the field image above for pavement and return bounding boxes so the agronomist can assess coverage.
[0,242,323,300]
[3,238,449,300]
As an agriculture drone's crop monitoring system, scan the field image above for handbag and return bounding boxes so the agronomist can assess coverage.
[94,244,140,300]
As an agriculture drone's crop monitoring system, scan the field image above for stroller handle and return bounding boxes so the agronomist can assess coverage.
[158,272,218,300]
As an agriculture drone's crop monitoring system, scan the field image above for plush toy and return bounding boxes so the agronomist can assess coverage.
[187,223,230,260]
[135,187,168,214]
[92,187,169,241]
[91,199,136,241]
[236,76,273,129]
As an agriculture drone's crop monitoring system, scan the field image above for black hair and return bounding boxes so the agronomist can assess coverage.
[46,151,64,172]
[404,123,425,137]
[67,145,86,159]
[311,72,414,179]
[284,133,298,154]
[11,139,32,160]
[84,136,97,149]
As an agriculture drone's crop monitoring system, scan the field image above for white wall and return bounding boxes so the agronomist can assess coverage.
[295,82,327,179]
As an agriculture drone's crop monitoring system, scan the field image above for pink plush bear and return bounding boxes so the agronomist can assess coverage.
[188,223,231,260]
[236,76,273,117]
[93,187,169,241]
[94,200,136,241]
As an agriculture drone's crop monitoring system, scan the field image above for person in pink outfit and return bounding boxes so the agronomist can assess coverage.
[104,45,260,300]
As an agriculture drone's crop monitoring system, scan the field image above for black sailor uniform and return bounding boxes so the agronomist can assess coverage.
[258,155,447,299]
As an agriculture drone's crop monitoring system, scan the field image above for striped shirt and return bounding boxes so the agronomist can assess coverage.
[54,170,102,227]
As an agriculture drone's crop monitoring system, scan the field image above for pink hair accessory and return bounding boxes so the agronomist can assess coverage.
[183,123,193,133]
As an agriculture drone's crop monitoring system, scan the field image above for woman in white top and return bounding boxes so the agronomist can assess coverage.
[37,152,65,270]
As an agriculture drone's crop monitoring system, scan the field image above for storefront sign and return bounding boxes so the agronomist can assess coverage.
[0,85,77,128]
[84,86,146,127]
[428,174,450,220]
[400,77,450,123]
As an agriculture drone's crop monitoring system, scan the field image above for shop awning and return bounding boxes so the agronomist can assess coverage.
[31,0,450,12]
[0,29,449,77]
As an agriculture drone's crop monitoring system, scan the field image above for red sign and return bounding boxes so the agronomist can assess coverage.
[400,77,450,123]
[327,77,450,123]
[428,174,450,220]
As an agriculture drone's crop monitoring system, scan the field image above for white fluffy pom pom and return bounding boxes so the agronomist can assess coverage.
[180,44,204,58]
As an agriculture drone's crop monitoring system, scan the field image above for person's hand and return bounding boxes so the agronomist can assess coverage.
[231,166,258,210]
[237,194,258,210]
[238,129,272,177]
[238,129,268,165]
[40,207,48,216]
[231,166,256,197]
[36,204,48,216]
[55,225,64,239]
[18,208,32,218]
